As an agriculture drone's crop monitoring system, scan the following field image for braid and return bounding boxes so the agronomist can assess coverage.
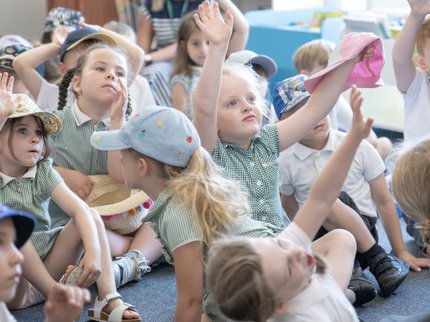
[417,222,430,246]
[126,92,132,120]
[58,68,76,110]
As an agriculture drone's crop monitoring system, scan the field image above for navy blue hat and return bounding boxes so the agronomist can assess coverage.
[0,204,35,248]
[59,26,116,62]
[272,74,310,119]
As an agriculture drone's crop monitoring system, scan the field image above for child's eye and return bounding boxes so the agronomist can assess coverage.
[227,99,238,108]
[248,96,256,104]
[192,41,200,47]
[36,129,44,137]
[95,66,105,72]
[116,71,125,78]
[17,127,27,134]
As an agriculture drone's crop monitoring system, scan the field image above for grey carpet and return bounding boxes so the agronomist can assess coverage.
[10,216,430,322]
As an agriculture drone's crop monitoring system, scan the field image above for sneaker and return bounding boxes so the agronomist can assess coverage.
[348,277,377,306]
[112,250,151,288]
[368,253,409,297]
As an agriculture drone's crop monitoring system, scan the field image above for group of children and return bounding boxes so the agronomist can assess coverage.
[2,0,430,321]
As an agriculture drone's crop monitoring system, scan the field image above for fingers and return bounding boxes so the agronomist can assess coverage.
[0,72,14,92]
[78,265,100,288]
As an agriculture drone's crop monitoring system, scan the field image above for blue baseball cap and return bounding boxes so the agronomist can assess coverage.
[59,26,116,62]
[0,204,35,248]
[272,74,310,119]
[91,105,201,167]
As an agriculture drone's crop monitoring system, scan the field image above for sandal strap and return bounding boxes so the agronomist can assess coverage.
[108,302,138,322]
[94,292,123,318]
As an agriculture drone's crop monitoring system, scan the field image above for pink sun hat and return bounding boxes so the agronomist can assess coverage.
[304,32,384,94]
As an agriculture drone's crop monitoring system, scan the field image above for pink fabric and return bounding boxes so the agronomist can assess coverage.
[304,32,384,94]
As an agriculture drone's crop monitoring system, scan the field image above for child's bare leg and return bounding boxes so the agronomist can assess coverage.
[90,210,140,320]
[106,230,133,257]
[43,219,84,281]
[129,223,163,263]
[312,229,356,290]
[323,199,375,253]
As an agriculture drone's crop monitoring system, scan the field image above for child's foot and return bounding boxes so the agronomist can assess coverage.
[348,277,377,306]
[88,292,140,321]
[368,253,409,297]
[112,250,151,288]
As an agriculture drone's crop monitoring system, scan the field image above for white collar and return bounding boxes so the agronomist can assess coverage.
[0,165,37,188]
[292,129,336,161]
[71,100,110,127]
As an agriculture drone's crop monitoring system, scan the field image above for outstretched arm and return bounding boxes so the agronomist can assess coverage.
[393,0,430,93]
[192,0,233,152]
[294,87,374,240]
[276,45,374,152]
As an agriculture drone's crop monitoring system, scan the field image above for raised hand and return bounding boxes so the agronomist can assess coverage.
[0,72,16,119]
[194,0,233,47]
[51,26,70,45]
[408,0,430,17]
[349,85,373,140]
[109,79,127,128]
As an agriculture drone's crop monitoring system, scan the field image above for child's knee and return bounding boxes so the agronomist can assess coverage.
[330,229,357,253]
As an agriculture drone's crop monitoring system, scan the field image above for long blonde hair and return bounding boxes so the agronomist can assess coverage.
[143,147,251,244]
[392,138,430,244]
[207,238,327,322]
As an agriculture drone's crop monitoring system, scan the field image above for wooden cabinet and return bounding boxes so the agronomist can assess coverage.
[46,0,118,26]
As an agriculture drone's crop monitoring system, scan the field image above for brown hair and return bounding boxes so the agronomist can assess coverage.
[57,43,132,118]
[130,147,251,244]
[207,238,327,321]
[392,138,430,244]
[171,10,201,79]
[293,39,335,73]
[0,116,53,163]
[416,17,430,55]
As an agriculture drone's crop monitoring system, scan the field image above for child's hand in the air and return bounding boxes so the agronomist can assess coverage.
[194,0,233,47]
[0,72,15,118]
[349,85,374,140]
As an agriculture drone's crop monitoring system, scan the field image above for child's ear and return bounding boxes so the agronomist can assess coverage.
[299,68,311,76]
[414,53,427,71]
[273,300,289,316]
[136,157,149,177]
[71,75,82,96]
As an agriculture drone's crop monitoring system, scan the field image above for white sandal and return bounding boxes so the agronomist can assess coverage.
[88,292,141,322]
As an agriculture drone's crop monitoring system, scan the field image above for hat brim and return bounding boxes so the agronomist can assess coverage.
[93,190,149,216]
[9,111,62,135]
[250,55,278,78]
[9,111,62,134]
[91,129,130,151]
[0,210,35,248]
[66,33,117,52]
[304,61,344,94]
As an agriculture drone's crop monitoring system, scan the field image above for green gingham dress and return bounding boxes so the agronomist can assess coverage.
[0,159,63,259]
[143,189,276,321]
[212,124,290,233]
[48,105,109,227]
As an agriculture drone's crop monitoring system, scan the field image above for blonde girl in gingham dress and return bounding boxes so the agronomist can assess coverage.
[192,1,369,233]
[0,73,141,321]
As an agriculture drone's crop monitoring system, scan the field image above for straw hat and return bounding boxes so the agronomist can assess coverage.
[85,175,152,235]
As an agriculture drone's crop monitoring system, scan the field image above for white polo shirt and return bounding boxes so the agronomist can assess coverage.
[279,129,385,218]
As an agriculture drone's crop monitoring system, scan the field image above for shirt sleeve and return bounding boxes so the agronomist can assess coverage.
[278,222,312,251]
[358,140,385,181]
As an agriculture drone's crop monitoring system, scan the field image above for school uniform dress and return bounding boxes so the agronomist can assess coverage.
[170,66,201,119]
[402,69,430,142]
[0,159,63,259]
[48,101,109,227]
[142,189,276,321]
[211,124,290,233]
[279,129,385,221]
[269,223,359,322]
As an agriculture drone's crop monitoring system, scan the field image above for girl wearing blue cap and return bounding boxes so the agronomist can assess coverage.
[0,204,91,322]
[0,73,141,322]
